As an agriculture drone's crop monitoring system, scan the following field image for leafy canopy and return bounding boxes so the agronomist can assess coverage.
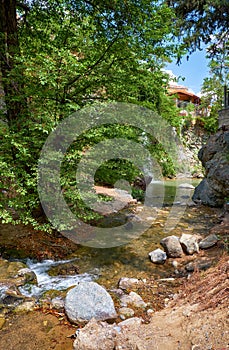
[0,0,182,229]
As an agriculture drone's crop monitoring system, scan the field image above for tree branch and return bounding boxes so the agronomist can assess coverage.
[64,32,121,92]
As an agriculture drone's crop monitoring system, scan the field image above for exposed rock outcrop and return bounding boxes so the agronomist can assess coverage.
[193,128,229,206]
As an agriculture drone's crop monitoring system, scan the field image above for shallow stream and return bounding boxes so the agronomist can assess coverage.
[10,179,222,299]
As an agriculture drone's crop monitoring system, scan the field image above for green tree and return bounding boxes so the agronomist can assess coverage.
[0,0,181,229]
[166,0,229,56]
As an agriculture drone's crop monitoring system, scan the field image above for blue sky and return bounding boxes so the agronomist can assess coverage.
[166,49,210,95]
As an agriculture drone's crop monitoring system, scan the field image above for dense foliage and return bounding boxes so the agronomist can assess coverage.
[0,0,183,229]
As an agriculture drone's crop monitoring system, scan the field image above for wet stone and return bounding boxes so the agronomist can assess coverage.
[0,259,26,280]
[185,260,212,272]
[178,183,195,189]
[17,268,37,284]
[49,262,79,276]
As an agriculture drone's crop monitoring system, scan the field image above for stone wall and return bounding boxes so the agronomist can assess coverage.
[192,128,229,207]
[218,108,229,128]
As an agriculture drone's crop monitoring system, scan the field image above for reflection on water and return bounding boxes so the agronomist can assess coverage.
[146,178,201,206]
[66,179,219,289]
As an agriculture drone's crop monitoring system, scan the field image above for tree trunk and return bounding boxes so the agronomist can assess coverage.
[0,0,26,126]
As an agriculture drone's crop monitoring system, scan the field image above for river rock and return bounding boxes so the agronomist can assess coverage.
[49,262,79,276]
[14,300,35,313]
[120,291,147,309]
[0,259,37,291]
[180,234,199,255]
[0,259,26,281]
[118,277,140,290]
[73,317,144,350]
[198,234,218,249]
[149,248,167,264]
[192,129,229,207]
[133,175,152,191]
[160,235,183,258]
[64,282,117,324]
[178,183,195,189]
[119,307,135,319]
[51,297,65,310]
[17,268,37,285]
[185,260,212,272]
[73,318,116,350]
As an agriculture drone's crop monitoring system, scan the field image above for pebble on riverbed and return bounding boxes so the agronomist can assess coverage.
[14,300,36,313]
[120,291,147,309]
[119,307,135,319]
[118,277,141,290]
[148,248,167,264]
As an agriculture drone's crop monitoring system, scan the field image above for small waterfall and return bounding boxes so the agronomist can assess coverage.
[19,259,97,298]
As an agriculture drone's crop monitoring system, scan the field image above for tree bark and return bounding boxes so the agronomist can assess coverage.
[0,0,26,126]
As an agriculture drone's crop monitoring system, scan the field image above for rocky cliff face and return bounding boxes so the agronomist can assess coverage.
[193,127,229,207]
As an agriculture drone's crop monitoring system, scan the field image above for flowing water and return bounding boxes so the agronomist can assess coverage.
[10,178,221,299]
[18,259,97,298]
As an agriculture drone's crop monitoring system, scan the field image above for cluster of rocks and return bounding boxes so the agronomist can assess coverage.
[64,278,151,350]
[73,317,144,350]
[64,278,148,325]
[148,233,218,265]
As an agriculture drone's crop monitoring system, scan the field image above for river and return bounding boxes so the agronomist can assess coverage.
[0,178,222,300]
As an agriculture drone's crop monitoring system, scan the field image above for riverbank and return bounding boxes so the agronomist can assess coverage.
[0,201,229,350]
[0,255,227,350]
